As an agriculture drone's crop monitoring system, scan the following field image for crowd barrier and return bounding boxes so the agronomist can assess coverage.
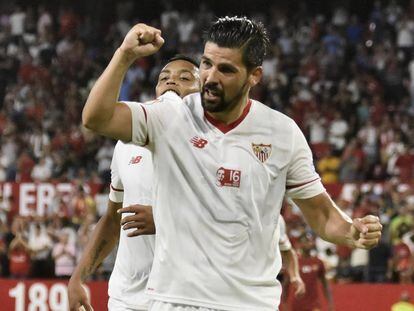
[0,279,413,310]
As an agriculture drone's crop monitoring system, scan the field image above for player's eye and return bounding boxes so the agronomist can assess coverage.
[201,60,212,68]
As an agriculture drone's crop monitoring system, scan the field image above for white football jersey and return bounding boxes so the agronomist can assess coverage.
[108,140,155,310]
[278,216,292,252]
[125,92,325,311]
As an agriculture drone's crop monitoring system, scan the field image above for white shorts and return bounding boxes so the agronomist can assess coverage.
[108,297,147,311]
[148,301,220,311]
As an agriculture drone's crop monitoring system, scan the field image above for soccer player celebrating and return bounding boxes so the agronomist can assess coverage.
[82,17,382,310]
[68,55,200,311]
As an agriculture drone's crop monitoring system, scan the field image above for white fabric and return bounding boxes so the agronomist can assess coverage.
[108,140,155,310]
[278,216,292,252]
[125,91,324,311]
[108,297,146,311]
[149,301,220,311]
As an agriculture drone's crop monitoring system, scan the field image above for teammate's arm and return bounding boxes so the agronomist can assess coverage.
[82,23,164,141]
[293,192,382,249]
[68,200,121,311]
[281,248,305,297]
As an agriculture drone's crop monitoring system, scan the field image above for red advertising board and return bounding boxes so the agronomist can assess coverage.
[0,279,413,311]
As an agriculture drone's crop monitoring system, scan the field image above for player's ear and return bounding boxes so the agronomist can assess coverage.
[248,66,262,87]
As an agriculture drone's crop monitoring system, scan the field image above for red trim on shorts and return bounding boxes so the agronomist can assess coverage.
[111,184,124,192]
[204,99,252,134]
[286,178,320,190]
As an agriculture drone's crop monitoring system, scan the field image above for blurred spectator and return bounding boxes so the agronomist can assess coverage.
[31,157,52,181]
[391,291,414,311]
[52,231,76,278]
[316,148,341,184]
[70,186,96,225]
[28,223,52,278]
[8,232,31,278]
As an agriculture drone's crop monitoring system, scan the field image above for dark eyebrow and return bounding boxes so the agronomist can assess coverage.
[201,55,238,72]
[159,69,171,74]
[160,69,194,75]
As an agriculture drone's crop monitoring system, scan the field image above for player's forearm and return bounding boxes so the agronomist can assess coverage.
[82,49,135,133]
[71,203,121,282]
[294,192,355,248]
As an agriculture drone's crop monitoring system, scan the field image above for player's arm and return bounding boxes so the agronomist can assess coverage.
[82,23,164,141]
[281,248,305,297]
[285,122,382,249]
[294,193,381,249]
[68,199,121,311]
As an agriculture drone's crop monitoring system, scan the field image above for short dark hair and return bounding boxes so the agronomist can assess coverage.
[167,54,199,68]
[204,16,270,69]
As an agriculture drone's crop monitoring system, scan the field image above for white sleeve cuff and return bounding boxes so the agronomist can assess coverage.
[286,179,326,199]
[109,185,124,203]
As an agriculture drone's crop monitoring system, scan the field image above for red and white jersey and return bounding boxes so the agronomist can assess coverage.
[108,140,155,310]
[125,92,325,311]
[278,216,292,252]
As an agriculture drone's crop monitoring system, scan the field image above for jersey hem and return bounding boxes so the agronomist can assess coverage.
[147,292,274,311]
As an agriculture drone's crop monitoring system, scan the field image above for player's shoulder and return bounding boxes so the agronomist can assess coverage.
[251,100,296,128]
[114,140,147,155]
[182,92,201,107]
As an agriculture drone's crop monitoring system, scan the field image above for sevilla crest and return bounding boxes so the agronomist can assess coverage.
[252,143,272,163]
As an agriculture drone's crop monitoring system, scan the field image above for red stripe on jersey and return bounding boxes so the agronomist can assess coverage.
[204,99,252,134]
[286,177,320,190]
[111,184,124,192]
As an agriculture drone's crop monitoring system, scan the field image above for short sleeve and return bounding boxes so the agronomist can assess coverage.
[278,216,292,251]
[285,123,325,199]
[109,143,124,203]
[123,91,183,146]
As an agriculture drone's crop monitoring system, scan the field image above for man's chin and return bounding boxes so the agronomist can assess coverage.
[201,99,223,112]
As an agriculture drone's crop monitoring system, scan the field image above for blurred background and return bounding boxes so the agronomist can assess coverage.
[0,0,414,310]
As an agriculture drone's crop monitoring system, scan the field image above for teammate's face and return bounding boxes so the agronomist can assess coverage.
[200,42,262,113]
[155,60,200,98]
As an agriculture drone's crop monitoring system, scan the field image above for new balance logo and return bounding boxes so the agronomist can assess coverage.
[190,136,208,149]
[129,156,142,165]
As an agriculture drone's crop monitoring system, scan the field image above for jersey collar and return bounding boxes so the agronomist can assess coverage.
[204,99,252,134]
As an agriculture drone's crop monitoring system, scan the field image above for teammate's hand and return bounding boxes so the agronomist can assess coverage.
[119,23,164,62]
[118,204,155,236]
[350,215,382,249]
[68,279,93,311]
[291,277,306,297]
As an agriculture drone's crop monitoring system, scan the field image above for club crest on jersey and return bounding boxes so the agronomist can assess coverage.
[216,167,241,188]
[129,156,142,165]
[252,143,272,163]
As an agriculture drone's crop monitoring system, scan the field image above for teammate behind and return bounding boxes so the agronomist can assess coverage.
[68,55,200,311]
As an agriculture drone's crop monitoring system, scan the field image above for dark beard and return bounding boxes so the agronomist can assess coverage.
[201,80,249,113]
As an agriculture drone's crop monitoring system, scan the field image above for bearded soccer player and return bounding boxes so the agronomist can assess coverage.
[68,55,200,311]
[82,17,382,310]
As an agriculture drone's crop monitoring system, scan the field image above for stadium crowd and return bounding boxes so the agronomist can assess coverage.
[0,0,413,284]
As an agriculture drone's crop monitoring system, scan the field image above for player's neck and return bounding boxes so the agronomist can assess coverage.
[207,94,249,125]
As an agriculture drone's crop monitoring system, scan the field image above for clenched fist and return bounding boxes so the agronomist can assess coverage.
[350,215,382,249]
[119,23,164,62]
